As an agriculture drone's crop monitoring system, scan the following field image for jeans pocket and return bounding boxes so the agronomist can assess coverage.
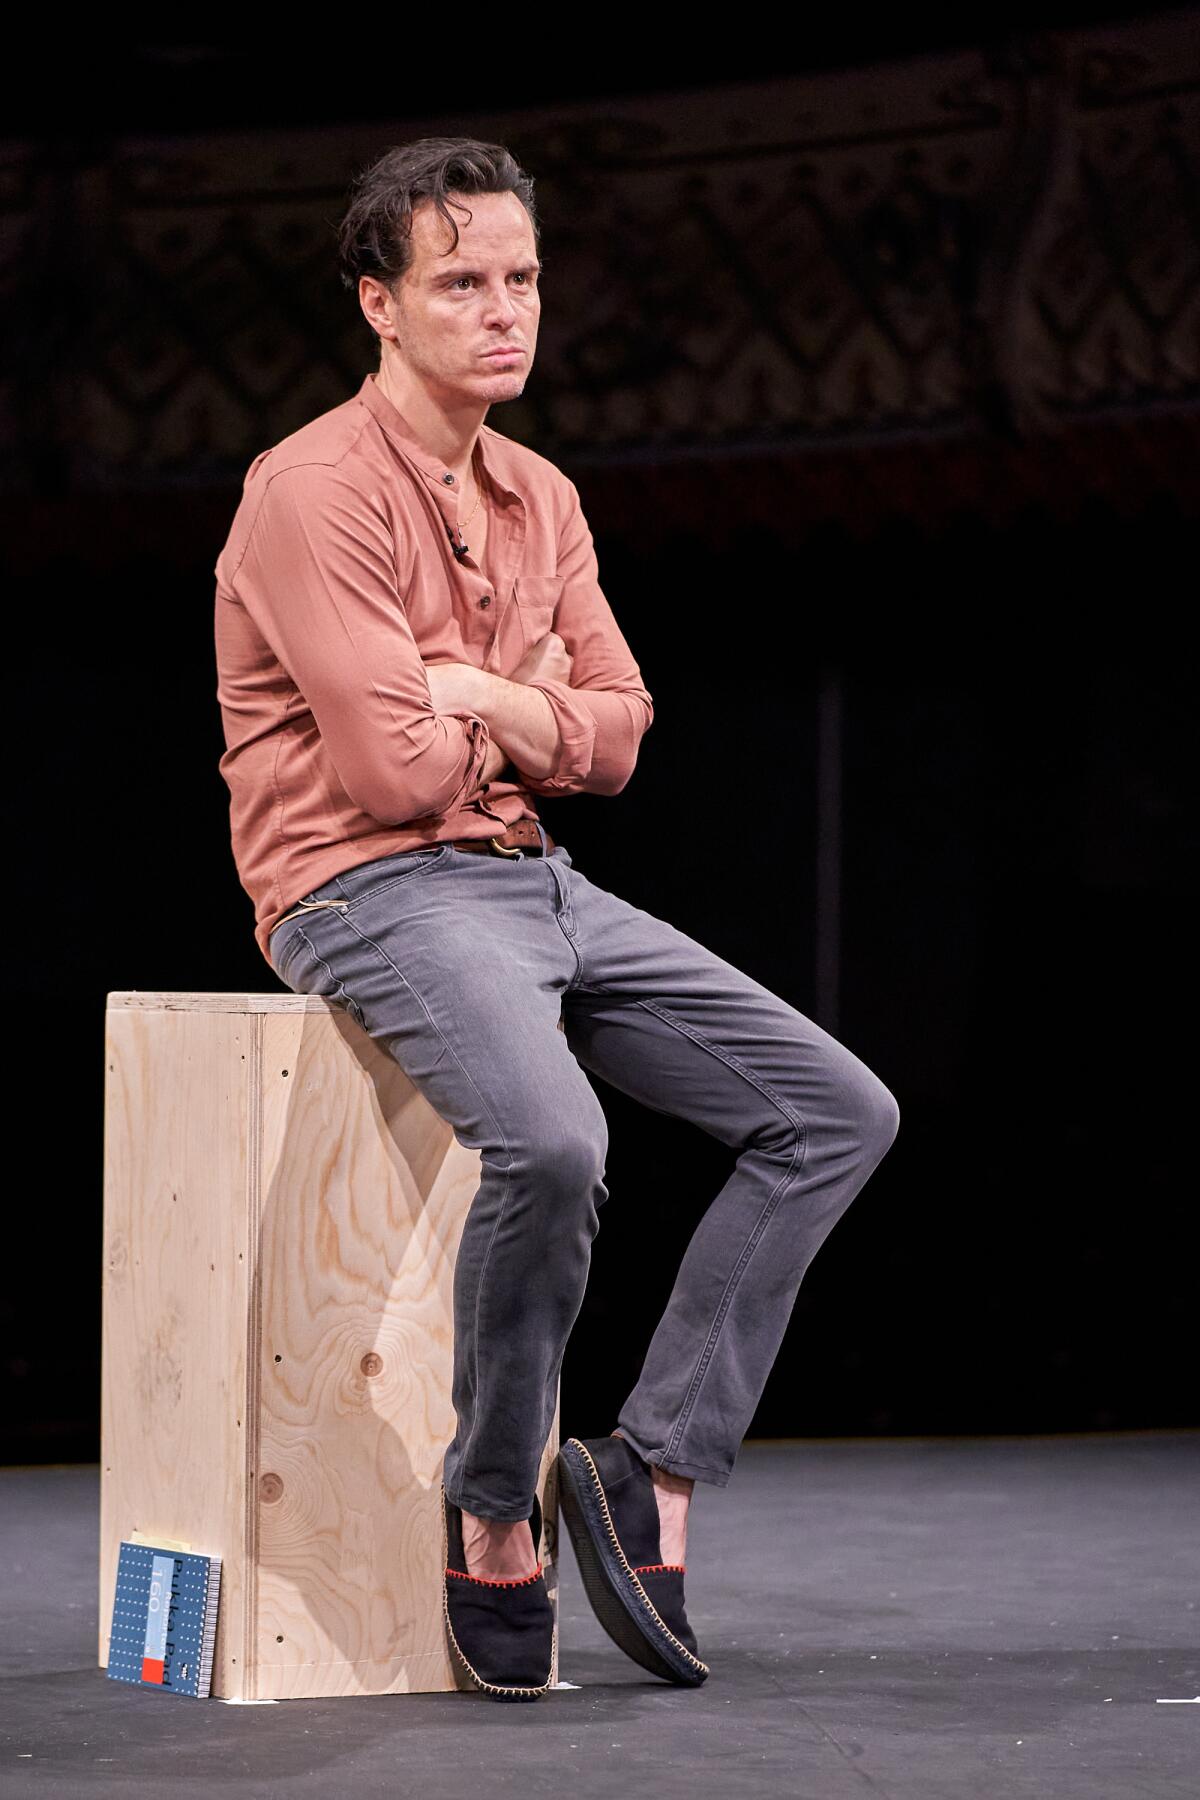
[338,843,454,911]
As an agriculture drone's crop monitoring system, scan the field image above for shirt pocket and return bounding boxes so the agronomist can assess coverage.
[513,575,565,650]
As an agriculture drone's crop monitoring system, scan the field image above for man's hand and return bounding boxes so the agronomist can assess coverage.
[426,636,575,787]
[479,734,511,784]
[425,634,574,711]
[425,661,511,783]
[424,660,478,717]
[510,630,574,689]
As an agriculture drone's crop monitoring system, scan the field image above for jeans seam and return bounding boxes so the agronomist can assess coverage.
[270,919,304,985]
[596,987,808,1467]
[318,909,516,1488]
[288,926,365,1027]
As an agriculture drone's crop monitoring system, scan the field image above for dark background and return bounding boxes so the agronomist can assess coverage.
[4,19,1196,1462]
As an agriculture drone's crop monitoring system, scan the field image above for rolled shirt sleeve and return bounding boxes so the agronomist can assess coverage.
[231,464,491,825]
[515,479,654,797]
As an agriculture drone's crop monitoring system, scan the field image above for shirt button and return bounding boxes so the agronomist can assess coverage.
[480,595,491,608]
[443,472,455,484]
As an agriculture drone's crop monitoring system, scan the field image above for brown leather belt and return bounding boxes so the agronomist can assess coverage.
[272,820,557,934]
[451,819,555,857]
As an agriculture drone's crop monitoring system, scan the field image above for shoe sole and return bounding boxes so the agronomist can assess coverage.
[440,1483,556,1702]
[556,1438,709,1686]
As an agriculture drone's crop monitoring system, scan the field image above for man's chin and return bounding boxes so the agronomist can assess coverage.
[479,373,526,402]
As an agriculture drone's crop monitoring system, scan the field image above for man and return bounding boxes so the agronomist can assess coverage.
[214,138,900,1702]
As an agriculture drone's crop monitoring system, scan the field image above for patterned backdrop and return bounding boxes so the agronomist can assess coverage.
[2,13,1196,519]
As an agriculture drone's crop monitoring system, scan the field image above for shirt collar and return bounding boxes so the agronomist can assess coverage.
[356,371,512,501]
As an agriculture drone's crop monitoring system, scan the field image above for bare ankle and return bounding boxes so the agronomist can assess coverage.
[611,1431,695,1500]
[650,1464,694,1499]
[459,1508,538,1580]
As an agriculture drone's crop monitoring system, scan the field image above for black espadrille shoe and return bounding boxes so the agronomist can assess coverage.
[441,1485,555,1701]
[556,1435,709,1686]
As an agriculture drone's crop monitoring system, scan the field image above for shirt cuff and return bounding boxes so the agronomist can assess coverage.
[519,677,597,791]
[441,709,492,807]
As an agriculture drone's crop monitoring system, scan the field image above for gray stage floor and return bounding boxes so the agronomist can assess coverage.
[3,1433,1196,1798]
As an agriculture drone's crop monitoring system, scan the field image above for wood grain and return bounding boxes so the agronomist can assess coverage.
[101,991,560,1698]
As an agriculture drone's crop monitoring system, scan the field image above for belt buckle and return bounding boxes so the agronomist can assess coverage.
[489,834,523,858]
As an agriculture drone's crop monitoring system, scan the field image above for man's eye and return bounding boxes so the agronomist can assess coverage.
[451,273,533,289]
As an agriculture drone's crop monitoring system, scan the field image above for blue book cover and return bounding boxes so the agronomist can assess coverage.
[105,1535,222,1698]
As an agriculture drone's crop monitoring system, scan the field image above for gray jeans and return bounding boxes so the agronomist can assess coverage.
[267,825,900,1522]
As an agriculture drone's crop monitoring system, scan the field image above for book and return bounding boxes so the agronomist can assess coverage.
[105,1532,222,1698]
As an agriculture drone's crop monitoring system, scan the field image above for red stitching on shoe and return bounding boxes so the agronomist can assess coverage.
[445,1563,544,1587]
[633,1562,686,1573]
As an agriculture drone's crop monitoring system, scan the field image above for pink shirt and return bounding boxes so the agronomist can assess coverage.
[214,373,655,967]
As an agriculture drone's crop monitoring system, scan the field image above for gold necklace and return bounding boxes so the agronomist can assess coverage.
[461,454,485,530]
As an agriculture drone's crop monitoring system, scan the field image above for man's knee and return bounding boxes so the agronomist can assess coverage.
[857,1079,900,1162]
[519,1117,609,1203]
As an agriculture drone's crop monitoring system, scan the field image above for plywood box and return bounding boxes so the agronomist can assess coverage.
[100,991,560,1699]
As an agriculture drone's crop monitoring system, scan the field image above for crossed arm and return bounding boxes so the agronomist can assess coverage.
[425,662,561,784]
[231,464,653,818]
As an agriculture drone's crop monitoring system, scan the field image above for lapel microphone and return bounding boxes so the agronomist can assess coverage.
[446,521,469,563]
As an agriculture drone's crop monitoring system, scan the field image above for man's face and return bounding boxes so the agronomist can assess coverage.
[378,190,541,406]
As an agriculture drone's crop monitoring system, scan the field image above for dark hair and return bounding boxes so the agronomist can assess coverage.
[336,136,540,294]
